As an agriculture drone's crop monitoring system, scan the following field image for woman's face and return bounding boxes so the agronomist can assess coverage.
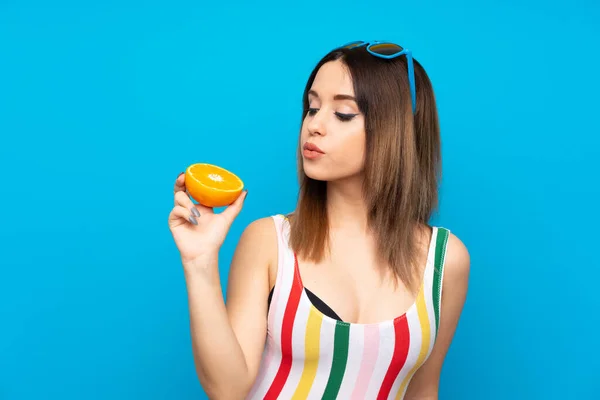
[300,60,366,182]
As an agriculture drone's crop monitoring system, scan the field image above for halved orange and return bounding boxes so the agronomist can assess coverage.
[185,163,244,207]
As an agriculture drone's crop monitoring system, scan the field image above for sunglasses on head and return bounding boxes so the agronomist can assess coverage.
[338,40,416,114]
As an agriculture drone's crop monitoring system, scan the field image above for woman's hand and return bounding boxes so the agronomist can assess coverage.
[168,172,248,268]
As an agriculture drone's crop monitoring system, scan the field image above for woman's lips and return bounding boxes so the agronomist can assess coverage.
[303,142,325,159]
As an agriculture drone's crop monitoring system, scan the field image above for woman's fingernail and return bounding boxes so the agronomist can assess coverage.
[191,208,200,217]
[244,190,248,200]
[188,215,198,225]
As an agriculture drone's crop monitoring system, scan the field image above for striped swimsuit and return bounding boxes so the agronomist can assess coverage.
[247,214,450,400]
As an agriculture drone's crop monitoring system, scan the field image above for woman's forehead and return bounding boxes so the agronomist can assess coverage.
[310,60,354,97]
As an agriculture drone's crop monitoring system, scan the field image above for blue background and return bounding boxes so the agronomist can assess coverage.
[1,1,598,399]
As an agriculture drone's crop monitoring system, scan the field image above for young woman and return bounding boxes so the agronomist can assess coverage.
[168,41,470,400]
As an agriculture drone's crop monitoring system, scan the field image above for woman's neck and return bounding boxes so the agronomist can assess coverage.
[326,175,369,234]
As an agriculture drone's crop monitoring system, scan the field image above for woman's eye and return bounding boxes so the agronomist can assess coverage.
[335,112,358,122]
[306,108,357,121]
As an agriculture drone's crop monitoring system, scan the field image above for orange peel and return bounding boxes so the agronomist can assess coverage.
[184,163,244,207]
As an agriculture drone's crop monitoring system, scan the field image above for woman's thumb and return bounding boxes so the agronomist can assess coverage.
[221,190,248,222]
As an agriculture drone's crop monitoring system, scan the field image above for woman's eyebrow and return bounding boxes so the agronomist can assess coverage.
[308,90,356,102]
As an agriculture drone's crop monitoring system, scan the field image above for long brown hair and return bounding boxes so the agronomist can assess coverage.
[289,45,441,294]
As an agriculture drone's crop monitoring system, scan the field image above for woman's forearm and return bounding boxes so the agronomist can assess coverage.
[183,255,253,399]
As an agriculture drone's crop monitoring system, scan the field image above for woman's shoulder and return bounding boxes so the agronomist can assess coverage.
[237,212,295,251]
[242,212,293,232]
[239,215,279,240]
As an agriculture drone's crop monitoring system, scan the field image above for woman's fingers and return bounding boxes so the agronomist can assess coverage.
[174,172,186,193]
[221,190,248,224]
[175,190,195,209]
[169,205,198,226]
[174,189,215,216]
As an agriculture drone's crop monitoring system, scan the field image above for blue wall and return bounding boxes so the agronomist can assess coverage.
[1,1,598,399]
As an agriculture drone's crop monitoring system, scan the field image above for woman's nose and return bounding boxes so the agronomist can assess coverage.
[307,111,326,136]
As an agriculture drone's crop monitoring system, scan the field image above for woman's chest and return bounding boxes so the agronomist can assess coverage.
[297,248,418,325]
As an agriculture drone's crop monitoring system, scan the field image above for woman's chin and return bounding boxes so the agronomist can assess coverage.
[303,165,332,182]
[304,166,364,185]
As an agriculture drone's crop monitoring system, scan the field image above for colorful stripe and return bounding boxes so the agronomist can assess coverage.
[433,228,449,335]
[396,283,431,397]
[322,322,351,398]
[278,293,311,398]
[303,315,337,397]
[349,324,379,399]
[334,325,364,398]
[291,307,323,399]
[377,317,410,399]
[263,257,303,399]
[245,218,450,400]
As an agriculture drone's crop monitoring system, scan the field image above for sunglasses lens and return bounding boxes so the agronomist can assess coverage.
[369,43,404,56]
